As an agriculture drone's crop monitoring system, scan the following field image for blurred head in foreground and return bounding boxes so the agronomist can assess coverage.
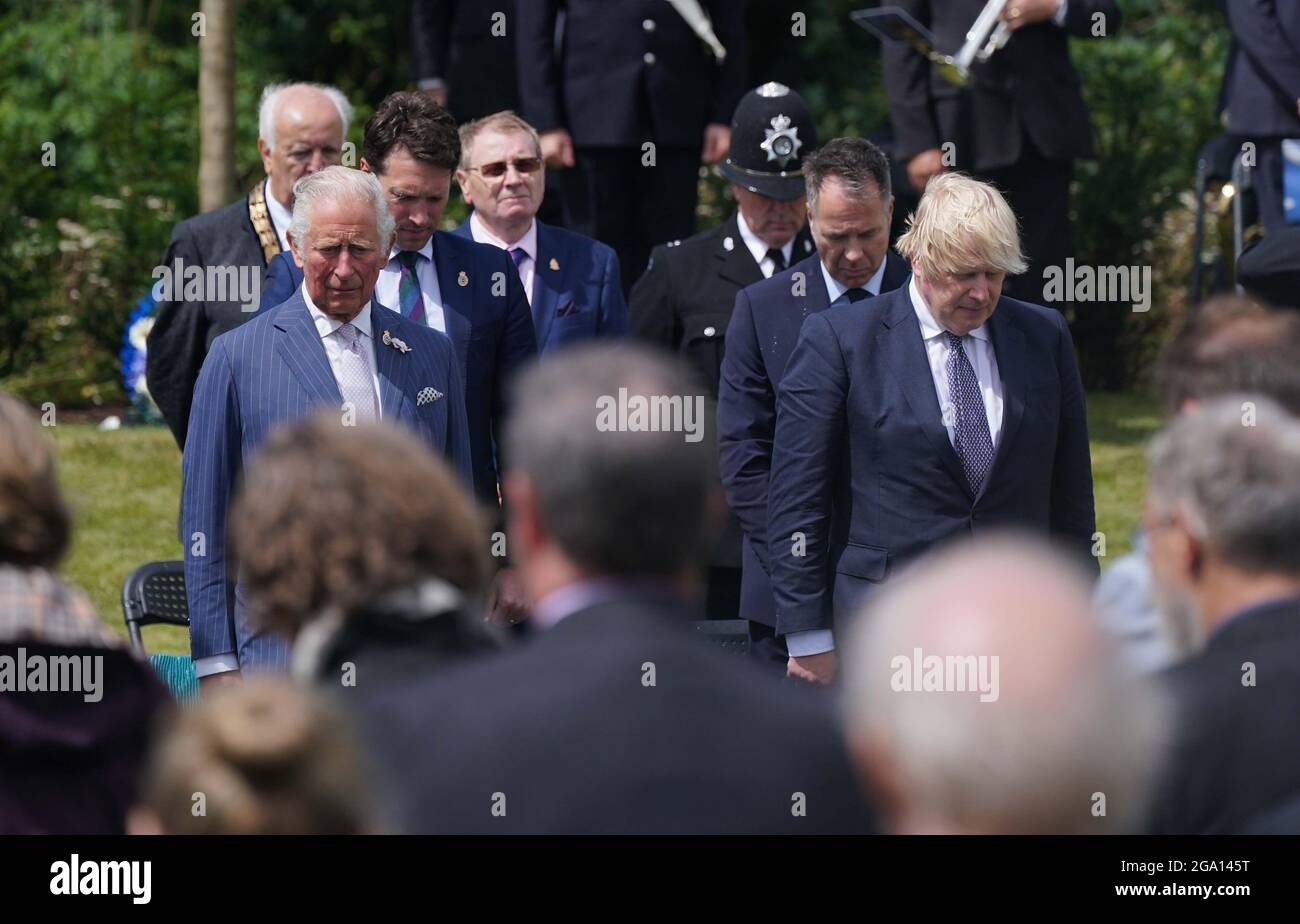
[132,677,373,834]
[502,344,719,606]
[1144,396,1300,657]
[842,537,1166,834]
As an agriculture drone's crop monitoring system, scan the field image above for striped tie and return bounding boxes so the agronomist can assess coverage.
[396,251,425,324]
[943,332,995,493]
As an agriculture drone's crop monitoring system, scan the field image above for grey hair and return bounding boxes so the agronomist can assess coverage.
[842,537,1168,834]
[288,167,395,253]
[803,137,892,214]
[258,82,353,153]
[503,344,715,576]
[1147,394,1300,576]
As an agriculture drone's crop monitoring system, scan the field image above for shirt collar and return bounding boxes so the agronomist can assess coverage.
[531,577,684,631]
[469,212,538,262]
[264,178,293,250]
[735,210,793,269]
[908,277,991,341]
[300,282,373,341]
[387,236,435,268]
[820,255,888,306]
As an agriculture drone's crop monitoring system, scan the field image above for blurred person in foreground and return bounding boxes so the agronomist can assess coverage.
[1094,296,1300,673]
[358,345,875,834]
[843,537,1166,834]
[230,413,503,696]
[0,392,168,834]
[1143,396,1300,834]
[129,677,374,834]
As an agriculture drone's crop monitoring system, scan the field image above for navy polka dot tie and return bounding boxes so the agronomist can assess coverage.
[943,331,994,493]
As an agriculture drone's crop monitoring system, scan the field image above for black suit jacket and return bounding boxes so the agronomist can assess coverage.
[1149,596,1300,834]
[146,195,275,447]
[411,0,521,122]
[882,0,1120,170]
[629,213,815,573]
[358,593,875,834]
[1222,0,1300,138]
[515,0,746,147]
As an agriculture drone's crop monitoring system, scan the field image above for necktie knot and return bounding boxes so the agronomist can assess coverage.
[396,250,421,272]
[943,331,964,351]
[508,247,528,268]
[337,321,359,350]
[845,287,870,304]
[765,247,787,273]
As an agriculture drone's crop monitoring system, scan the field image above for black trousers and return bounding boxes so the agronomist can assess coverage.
[560,145,700,296]
[982,139,1075,308]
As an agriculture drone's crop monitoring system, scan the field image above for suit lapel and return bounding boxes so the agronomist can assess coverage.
[881,250,912,293]
[878,290,971,497]
[531,222,566,349]
[983,303,1027,497]
[429,231,473,366]
[274,296,342,407]
[715,214,764,289]
[370,303,411,423]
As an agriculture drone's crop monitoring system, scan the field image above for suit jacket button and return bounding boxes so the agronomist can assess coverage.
[643,51,656,65]
[643,18,655,32]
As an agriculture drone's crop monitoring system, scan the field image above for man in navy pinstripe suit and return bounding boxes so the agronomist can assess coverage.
[183,167,472,690]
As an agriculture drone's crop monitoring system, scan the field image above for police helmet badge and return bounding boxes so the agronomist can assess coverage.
[760,114,802,168]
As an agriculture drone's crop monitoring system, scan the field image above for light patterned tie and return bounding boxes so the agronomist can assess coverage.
[943,331,994,493]
[396,251,425,324]
[335,322,378,420]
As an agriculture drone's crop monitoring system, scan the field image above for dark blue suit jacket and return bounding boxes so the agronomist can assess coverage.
[766,285,1097,638]
[182,292,472,669]
[716,252,911,628]
[451,218,628,353]
[1223,0,1300,137]
[258,230,538,505]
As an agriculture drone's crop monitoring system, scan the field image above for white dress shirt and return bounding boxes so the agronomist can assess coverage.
[469,212,539,304]
[785,275,1005,662]
[735,210,795,279]
[265,179,293,253]
[910,277,1004,448]
[374,237,447,333]
[193,287,384,680]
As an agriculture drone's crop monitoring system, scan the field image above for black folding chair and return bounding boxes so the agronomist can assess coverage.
[121,560,189,656]
[692,619,750,656]
[1190,133,1255,307]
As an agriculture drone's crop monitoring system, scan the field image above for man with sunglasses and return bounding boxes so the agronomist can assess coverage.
[454,111,627,354]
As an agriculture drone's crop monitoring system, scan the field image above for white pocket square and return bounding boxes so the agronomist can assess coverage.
[416,386,444,406]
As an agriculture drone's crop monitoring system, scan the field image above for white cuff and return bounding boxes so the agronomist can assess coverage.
[1052,0,1069,27]
[785,629,836,658]
[193,654,240,678]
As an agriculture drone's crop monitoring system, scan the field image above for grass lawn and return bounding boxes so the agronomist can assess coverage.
[48,390,1163,656]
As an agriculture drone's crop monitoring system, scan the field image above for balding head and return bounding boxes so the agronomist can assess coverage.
[842,537,1166,834]
[257,83,352,209]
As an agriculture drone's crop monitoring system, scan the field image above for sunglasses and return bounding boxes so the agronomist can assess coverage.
[468,157,543,179]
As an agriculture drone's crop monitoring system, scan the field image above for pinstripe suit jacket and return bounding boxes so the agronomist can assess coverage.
[181,291,472,669]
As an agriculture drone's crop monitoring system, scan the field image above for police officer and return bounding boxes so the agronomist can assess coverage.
[628,81,818,622]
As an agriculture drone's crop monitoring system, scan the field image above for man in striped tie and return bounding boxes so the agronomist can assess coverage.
[766,172,1097,685]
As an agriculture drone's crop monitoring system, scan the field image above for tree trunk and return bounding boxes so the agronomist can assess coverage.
[197,0,236,212]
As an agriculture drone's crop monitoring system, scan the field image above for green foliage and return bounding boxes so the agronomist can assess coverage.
[1069,0,1227,389]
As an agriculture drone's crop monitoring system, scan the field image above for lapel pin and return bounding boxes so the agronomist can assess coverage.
[457,270,469,287]
[549,257,560,271]
[382,330,411,354]
[723,236,735,251]
[804,239,813,253]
